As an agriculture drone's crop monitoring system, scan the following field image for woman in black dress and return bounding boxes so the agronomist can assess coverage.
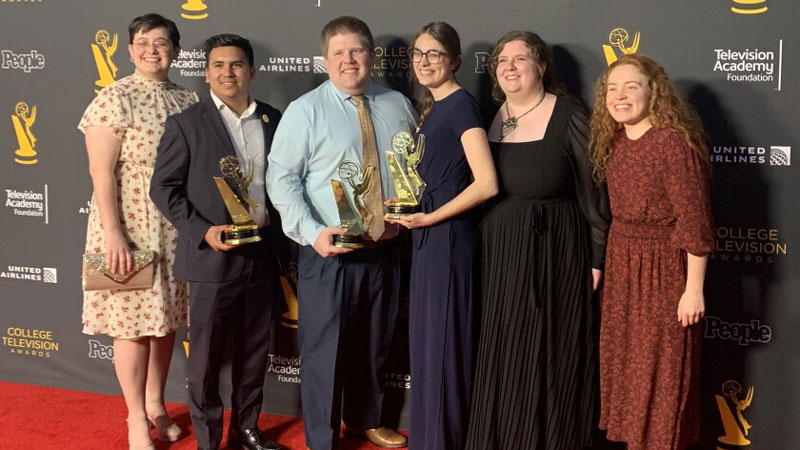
[465,31,609,450]
[388,22,497,450]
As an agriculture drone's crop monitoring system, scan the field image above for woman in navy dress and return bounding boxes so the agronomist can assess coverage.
[389,22,498,450]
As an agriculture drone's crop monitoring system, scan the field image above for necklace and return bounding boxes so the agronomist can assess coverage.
[499,91,546,141]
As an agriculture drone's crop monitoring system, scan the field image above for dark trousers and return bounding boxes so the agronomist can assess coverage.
[297,243,401,450]
[188,256,277,449]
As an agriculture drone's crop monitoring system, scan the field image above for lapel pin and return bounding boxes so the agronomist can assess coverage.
[262,114,269,123]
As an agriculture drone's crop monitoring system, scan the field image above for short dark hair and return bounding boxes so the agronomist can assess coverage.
[320,16,374,56]
[128,13,181,48]
[204,33,254,67]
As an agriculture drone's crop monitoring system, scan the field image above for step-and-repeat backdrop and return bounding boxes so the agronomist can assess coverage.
[1,1,797,448]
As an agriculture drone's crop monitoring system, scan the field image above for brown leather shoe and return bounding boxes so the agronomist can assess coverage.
[347,426,407,448]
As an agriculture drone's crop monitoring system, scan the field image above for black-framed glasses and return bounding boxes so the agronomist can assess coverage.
[410,48,448,64]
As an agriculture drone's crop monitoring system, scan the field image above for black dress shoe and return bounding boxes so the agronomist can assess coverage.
[227,428,282,450]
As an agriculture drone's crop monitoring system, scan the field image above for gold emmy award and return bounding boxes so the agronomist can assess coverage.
[331,160,375,248]
[385,131,426,219]
[602,27,640,65]
[280,262,299,329]
[213,155,262,245]
[181,0,209,19]
[12,102,38,165]
[715,380,754,449]
[92,30,118,93]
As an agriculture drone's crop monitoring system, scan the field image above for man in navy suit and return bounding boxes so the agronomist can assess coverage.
[150,34,282,450]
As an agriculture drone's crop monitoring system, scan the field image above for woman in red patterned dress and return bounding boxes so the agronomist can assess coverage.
[589,54,714,450]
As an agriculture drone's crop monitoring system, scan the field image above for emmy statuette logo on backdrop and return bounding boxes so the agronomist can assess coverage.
[11,101,38,165]
[716,380,754,449]
[91,29,118,93]
[602,27,641,66]
[731,0,768,14]
[280,262,299,329]
[181,0,208,20]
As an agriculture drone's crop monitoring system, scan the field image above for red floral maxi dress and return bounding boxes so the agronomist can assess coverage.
[79,73,198,339]
[598,127,713,450]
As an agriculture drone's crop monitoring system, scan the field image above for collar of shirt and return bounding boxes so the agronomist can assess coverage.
[209,90,257,119]
[329,80,377,104]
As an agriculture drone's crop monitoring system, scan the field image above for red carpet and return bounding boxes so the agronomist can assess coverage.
[0,381,401,450]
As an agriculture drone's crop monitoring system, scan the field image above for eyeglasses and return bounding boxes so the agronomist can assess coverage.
[410,48,448,64]
[133,39,171,51]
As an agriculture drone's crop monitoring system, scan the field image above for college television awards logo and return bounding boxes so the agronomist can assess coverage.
[1,50,45,73]
[2,327,59,358]
[180,0,208,20]
[731,0,767,14]
[716,380,754,448]
[712,226,787,264]
[711,144,791,166]
[372,45,411,79]
[11,101,38,165]
[602,27,641,65]
[91,29,118,93]
[4,184,49,222]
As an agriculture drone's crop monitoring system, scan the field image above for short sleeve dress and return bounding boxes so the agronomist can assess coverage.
[78,72,198,339]
[409,88,483,450]
[598,127,714,450]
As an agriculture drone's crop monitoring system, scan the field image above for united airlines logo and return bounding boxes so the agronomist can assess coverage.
[91,29,118,93]
[602,27,641,66]
[731,0,768,14]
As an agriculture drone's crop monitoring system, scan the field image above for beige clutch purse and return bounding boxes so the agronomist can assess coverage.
[82,250,156,291]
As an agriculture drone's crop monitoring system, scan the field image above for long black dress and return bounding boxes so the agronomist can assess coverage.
[465,97,609,450]
[409,89,482,450]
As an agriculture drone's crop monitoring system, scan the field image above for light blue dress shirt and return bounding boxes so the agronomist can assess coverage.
[266,80,418,246]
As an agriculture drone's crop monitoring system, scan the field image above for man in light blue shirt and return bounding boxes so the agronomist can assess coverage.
[266,15,416,450]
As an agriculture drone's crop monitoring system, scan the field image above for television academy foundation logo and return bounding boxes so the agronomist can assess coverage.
[713,40,783,90]
[2,327,60,358]
[602,27,641,65]
[10,101,39,165]
[172,48,206,77]
[5,184,48,222]
[91,29,118,93]
[731,0,767,14]
[1,50,45,73]
[0,265,57,283]
[711,145,791,166]
[180,0,208,20]
[712,226,787,264]
[704,316,771,346]
[715,380,754,448]
[267,353,300,384]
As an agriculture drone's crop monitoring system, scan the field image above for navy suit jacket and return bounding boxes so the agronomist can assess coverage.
[150,96,286,282]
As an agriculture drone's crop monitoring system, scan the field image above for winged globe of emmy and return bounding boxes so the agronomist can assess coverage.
[384,131,426,218]
[330,160,376,249]
[213,155,262,245]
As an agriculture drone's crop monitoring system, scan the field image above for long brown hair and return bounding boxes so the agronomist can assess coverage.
[589,53,710,183]
[409,22,462,127]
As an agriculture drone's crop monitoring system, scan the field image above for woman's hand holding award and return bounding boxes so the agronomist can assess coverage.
[384,131,426,219]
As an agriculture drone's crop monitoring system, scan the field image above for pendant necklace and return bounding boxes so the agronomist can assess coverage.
[499,91,546,141]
